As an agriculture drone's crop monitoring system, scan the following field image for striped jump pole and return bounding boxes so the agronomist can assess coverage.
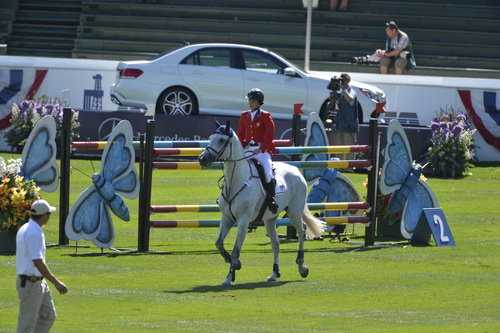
[150,202,370,213]
[71,139,293,150]
[152,160,371,170]
[150,216,370,228]
[154,145,372,157]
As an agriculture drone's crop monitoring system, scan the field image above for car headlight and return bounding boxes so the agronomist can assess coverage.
[359,88,379,101]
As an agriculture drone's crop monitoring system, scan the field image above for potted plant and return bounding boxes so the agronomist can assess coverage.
[426,107,475,178]
[0,158,40,254]
[6,96,80,152]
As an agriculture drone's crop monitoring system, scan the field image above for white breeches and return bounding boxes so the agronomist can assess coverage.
[244,148,273,183]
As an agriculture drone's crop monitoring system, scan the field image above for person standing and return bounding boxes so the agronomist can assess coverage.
[334,74,358,165]
[16,199,68,333]
[375,21,416,75]
[237,88,279,214]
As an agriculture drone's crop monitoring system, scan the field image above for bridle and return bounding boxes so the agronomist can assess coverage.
[205,129,255,163]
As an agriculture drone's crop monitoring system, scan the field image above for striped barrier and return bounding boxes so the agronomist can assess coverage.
[150,216,370,228]
[153,160,371,170]
[150,202,370,213]
[154,145,372,157]
[71,139,293,150]
[136,117,381,251]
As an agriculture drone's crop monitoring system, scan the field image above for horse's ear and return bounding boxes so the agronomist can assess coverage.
[215,119,221,129]
[226,119,233,137]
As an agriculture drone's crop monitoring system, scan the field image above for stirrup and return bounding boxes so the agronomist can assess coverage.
[268,198,278,214]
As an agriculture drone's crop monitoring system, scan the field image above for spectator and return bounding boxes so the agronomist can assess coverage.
[334,74,358,166]
[16,199,68,333]
[375,21,416,75]
[329,0,349,11]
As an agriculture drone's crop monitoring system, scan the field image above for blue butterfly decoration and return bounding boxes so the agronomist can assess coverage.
[65,120,140,249]
[379,120,439,239]
[20,115,59,192]
[303,113,362,233]
[301,112,331,185]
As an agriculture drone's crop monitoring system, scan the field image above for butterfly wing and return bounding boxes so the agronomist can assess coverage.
[65,185,117,249]
[400,180,439,239]
[327,173,362,216]
[379,120,413,195]
[20,115,59,192]
[100,120,140,199]
[65,186,102,241]
[301,112,330,185]
[92,200,115,249]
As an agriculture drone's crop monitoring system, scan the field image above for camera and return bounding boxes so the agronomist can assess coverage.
[327,76,345,91]
[351,55,369,64]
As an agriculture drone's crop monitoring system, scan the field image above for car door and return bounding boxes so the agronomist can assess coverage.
[178,47,244,115]
[239,49,308,118]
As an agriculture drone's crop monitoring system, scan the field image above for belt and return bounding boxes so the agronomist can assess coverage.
[248,142,260,147]
[19,275,43,287]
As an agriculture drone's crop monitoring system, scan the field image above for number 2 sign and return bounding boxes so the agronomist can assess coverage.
[411,208,456,246]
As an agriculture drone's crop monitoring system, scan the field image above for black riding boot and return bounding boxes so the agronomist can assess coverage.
[266,179,279,214]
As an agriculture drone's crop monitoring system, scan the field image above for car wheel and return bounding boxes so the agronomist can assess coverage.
[157,87,198,115]
[357,102,365,124]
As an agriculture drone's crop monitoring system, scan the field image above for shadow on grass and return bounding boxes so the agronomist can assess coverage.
[167,280,303,294]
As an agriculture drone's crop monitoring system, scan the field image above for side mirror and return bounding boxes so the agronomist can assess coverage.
[284,67,296,77]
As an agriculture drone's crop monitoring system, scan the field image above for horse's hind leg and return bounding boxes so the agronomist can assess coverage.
[289,215,309,278]
[216,215,232,264]
[265,218,281,282]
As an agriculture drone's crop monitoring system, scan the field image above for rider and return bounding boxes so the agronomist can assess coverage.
[237,88,279,214]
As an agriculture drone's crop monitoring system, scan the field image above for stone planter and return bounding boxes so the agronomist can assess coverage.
[376,216,402,237]
[0,229,17,254]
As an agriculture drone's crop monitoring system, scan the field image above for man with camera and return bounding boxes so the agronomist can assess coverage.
[375,21,416,75]
[328,74,358,167]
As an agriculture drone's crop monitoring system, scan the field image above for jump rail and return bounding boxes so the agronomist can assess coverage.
[71,139,294,150]
[150,216,371,228]
[150,202,370,213]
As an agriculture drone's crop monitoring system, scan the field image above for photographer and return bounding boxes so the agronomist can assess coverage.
[331,74,358,167]
[375,21,416,75]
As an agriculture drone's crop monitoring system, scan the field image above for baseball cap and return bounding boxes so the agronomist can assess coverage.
[31,199,57,215]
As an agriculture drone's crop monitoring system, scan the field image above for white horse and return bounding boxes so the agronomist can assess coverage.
[198,120,325,286]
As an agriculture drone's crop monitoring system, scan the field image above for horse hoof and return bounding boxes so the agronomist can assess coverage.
[221,279,232,287]
[299,266,309,278]
[267,275,277,282]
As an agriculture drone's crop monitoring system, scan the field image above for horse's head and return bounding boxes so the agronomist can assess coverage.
[198,119,235,167]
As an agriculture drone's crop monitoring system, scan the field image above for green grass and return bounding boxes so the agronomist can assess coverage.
[1,154,499,332]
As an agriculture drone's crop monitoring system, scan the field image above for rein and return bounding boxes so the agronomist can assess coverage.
[207,135,258,221]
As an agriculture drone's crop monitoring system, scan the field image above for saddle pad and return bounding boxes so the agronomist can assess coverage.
[275,173,287,195]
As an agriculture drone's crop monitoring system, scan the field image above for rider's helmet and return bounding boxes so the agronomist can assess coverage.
[247,88,264,105]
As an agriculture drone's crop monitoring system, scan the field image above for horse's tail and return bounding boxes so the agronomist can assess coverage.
[302,206,326,240]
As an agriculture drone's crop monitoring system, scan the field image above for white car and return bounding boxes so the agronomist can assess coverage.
[110,43,386,123]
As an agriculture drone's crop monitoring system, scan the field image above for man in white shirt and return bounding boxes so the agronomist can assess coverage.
[16,199,68,333]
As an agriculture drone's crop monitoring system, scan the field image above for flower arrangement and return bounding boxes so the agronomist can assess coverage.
[363,178,401,226]
[0,158,40,233]
[6,96,80,151]
[425,106,475,178]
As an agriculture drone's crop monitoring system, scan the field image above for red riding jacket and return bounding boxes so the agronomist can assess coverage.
[237,108,277,154]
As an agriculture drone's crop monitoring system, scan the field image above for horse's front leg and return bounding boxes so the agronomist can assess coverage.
[221,218,250,286]
[265,218,281,282]
[216,215,233,264]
